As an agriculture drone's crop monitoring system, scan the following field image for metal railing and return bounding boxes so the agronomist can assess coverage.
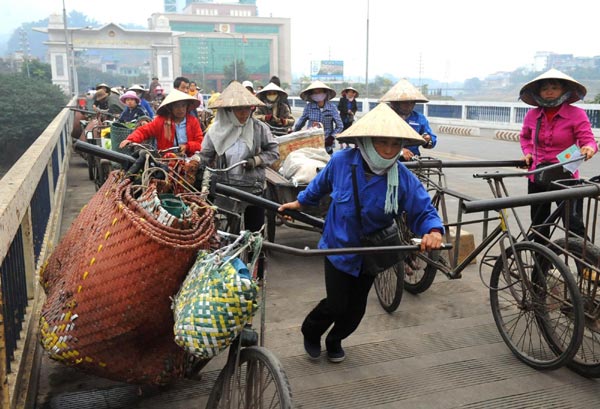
[0,99,73,408]
[288,97,600,132]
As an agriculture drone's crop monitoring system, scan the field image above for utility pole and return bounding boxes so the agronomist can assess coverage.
[418,53,424,89]
[62,0,74,95]
[365,0,370,110]
[19,28,31,78]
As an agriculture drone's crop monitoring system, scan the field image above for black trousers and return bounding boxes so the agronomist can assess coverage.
[301,258,375,347]
[528,179,586,240]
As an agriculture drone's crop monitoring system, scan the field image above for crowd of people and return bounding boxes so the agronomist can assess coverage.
[88,68,597,365]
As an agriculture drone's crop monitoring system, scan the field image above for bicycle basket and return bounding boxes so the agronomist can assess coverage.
[173,231,261,359]
[109,123,134,155]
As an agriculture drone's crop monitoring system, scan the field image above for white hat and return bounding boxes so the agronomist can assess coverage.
[242,80,254,92]
[379,79,429,103]
[207,81,264,109]
[299,80,336,101]
[519,68,587,106]
[256,82,288,98]
[337,103,425,147]
[156,89,201,116]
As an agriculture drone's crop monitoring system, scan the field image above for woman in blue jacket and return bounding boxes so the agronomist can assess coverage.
[380,79,437,161]
[279,103,444,363]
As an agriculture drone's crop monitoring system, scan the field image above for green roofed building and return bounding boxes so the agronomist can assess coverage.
[149,0,291,91]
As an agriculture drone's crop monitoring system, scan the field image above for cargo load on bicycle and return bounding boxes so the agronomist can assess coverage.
[265,127,331,241]
[39,168,217,385]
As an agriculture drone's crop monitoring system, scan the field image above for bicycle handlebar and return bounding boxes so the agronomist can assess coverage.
[218,231,452,256]
[472,157,584,179]
[73,141,325,229]
[462,183,600,213]
[68,107,96,116]
[74,140,135,167]
[403,159,526,169]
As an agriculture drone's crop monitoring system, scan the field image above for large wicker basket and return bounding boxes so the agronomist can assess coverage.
[40,172,215,385]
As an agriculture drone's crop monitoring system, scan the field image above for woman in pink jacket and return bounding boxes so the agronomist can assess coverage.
[519,68,597,239]
[120,90,203,156]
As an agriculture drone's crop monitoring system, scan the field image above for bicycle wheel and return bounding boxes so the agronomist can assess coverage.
[374,262,404,313]
[489,241,584,370]
[553,237,600,377]
[397,214,438,294]
[206,346,293,409]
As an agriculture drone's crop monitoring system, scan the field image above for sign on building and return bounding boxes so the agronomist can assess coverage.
[310,60,343,82]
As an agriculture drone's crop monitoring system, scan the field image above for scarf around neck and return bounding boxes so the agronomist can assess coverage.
[356,138,402,214]
[209,109,254,156]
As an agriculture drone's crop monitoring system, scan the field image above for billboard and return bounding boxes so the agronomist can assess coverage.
[310,60,344,82]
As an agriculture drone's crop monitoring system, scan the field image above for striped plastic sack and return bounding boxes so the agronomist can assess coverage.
[173,232,261,359]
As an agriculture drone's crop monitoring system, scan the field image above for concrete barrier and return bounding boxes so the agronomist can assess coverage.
[494,130,520,142]
[438,125,479,136]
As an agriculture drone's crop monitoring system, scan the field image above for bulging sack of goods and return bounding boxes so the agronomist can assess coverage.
[280,147,330,186]
[173,231,262,359]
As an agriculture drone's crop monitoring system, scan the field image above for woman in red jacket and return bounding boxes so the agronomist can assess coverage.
[119,90,203,156]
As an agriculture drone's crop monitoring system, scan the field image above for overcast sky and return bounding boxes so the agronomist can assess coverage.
[3,0,598,82]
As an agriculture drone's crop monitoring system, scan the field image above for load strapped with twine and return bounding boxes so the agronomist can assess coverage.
[39,169,216,385]
[173,231,262,359]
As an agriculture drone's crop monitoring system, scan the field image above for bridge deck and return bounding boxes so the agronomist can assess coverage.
[36,154,600,409]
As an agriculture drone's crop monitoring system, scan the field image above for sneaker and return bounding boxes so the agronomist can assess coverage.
[326,344,346,363]
[303,337,321,360]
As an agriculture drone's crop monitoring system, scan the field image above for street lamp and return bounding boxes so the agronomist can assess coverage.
[215,29,238,81]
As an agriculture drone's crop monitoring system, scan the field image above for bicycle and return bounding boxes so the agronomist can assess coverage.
[383,158,586,370]
[482,172,600,377]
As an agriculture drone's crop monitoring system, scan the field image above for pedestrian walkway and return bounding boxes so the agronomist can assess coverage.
[36,154,600,408]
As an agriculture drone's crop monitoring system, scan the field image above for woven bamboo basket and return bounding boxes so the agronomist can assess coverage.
[270,127,324,171]
[40,171,215,385]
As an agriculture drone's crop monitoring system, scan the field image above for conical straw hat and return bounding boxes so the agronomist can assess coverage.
[207,81,265,109]
[299,80,336,101]
[156,89,201,116]
[379,79,429,103]
[256,82,288,97]
[519,68,587,106]
[341,86,359,97]
[337,103,425,147]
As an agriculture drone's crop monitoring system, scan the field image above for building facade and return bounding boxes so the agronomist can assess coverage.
[150,0,291,91]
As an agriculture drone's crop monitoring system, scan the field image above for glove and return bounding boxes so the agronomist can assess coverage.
[265,114,273,122]
[278,117,287,126]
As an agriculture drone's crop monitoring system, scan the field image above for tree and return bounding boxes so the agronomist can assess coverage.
[0,74,67,175]
[26,59,52,82]
[223,60,249,85]
[464,77,483,92]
